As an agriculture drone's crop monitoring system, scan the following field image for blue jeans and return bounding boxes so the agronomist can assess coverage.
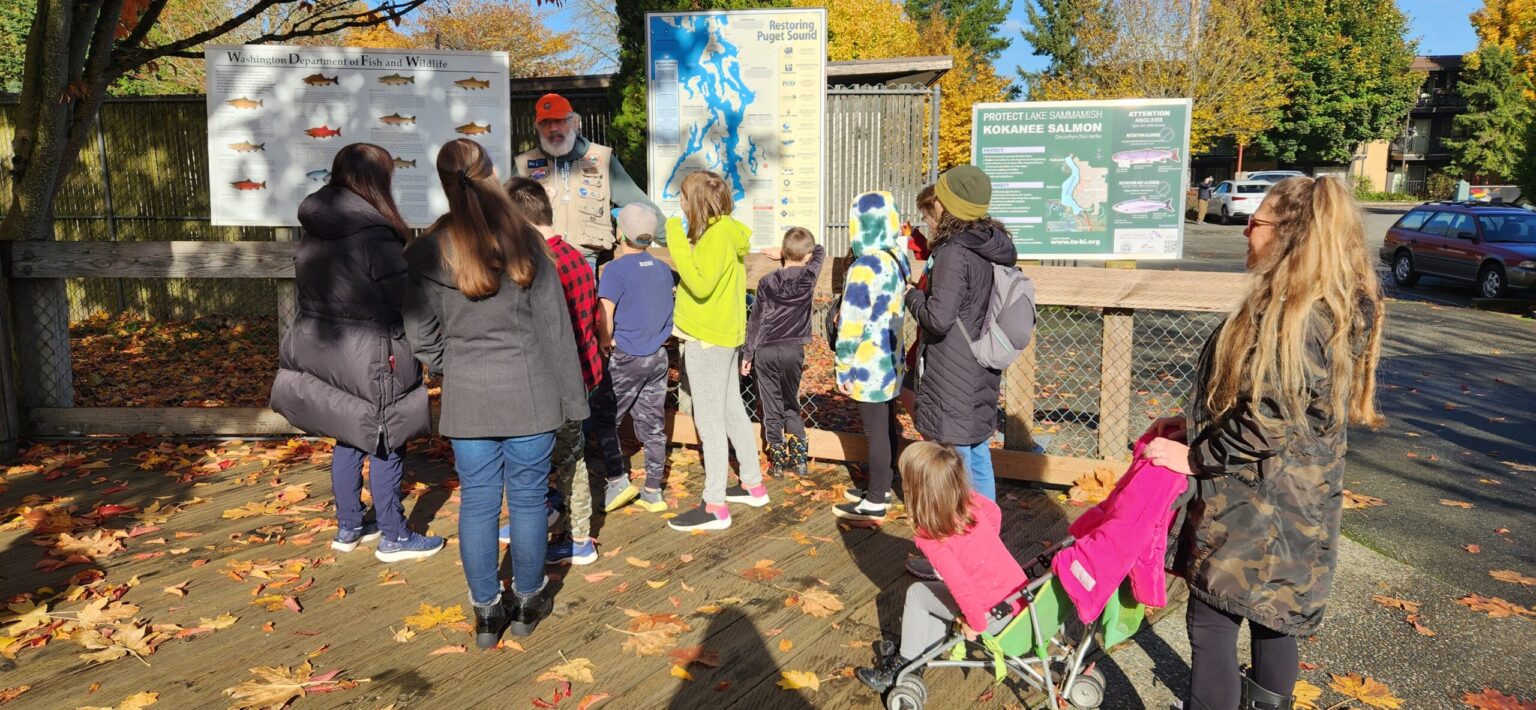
[332,444,406,540]
[451,433,556,603]
[952,441,996,501]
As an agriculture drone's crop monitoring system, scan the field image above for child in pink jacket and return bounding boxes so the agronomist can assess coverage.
[855,442,1029,693]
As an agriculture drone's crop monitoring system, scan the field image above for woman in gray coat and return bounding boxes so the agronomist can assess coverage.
[270,143,444,563]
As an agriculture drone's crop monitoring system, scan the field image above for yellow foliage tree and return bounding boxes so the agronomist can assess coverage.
[343,23,415,48]
[918,14,1013,169]
[1471,0,1536,96]
[416,0,593,77]
[795,0,921,61]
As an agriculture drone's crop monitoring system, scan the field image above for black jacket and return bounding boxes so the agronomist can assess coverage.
[402,230,589,439]
[905,223,1016,445]
[745,245,825,359]
[270,185,430,453]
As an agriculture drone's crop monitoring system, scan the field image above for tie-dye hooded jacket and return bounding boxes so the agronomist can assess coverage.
[834,192,912,403]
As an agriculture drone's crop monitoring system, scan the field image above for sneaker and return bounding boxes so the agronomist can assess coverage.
[508,579,553,637]
[374,531,446,562]
[723,483,770,507]
[833,499,889,521]
[330,521,381,552]
[905,557,942,581]
[843,487,893,505]
[545,537,598,565]
[634,488,668,513]
[498,524,511,545]
[668,503,731,532]
[603,478,640,512]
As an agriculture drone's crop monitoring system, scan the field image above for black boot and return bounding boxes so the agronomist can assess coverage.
[788,434,809,477]
[765,441,791,478]
[855,651,909,693]
[472,594,514,649]
[508,580,553,637]
[1240,675,1293,710]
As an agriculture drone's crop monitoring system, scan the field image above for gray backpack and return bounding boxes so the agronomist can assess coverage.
[957,264,1036,370]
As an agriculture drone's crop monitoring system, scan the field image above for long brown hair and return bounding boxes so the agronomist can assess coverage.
[1205,175,1384,431]
[431,139,547,298]
[680,171,733,245]
[330,143,409,241]
[900,442,976,540]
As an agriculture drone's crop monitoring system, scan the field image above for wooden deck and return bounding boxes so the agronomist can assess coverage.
[0,437,1084,709]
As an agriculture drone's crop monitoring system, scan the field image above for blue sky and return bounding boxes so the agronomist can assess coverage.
[999,0,1483,79]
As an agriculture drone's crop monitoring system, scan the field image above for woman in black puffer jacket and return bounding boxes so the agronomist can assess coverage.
[270,143,443,563]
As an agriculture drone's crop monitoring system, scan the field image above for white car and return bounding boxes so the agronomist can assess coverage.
[1209,180,1273,224]
[1243,170,1306,184]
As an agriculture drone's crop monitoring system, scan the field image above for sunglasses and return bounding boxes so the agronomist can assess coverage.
[1247,216,1276,228]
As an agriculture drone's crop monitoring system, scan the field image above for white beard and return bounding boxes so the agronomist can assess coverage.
[540,131,577,158]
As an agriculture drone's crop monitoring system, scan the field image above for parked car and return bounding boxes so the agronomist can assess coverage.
[1244,170,1306,184]
[1207,180,1273,224]
[1381,201,1536,299]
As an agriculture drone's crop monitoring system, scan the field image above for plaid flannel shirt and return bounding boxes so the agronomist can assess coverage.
[547,235,601,392]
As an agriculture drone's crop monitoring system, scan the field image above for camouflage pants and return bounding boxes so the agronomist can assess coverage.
[552,418,592,541]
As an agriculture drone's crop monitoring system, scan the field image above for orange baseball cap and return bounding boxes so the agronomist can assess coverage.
[535,93,574,123]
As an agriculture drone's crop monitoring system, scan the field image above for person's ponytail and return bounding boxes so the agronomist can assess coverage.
[433,139,545,297]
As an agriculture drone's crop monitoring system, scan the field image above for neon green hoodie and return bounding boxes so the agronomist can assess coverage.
[666,215,751,347]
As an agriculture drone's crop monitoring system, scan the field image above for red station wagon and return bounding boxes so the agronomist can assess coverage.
[1380,201,1536,299]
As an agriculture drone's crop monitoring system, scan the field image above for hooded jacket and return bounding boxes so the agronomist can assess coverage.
[666,215,752,348]
[270,185,430,454]
[744,244,824,360]
[905,221,1017,445]
[835,192,910,403]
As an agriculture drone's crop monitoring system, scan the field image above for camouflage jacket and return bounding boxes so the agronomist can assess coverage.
[1175,308,1362,637]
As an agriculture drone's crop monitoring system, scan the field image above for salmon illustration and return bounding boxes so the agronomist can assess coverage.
[378,73,415,86]
[455,122,492,135]
[1111,148,1179,168]
[392,157,416,169]
[305,125,342,139]
[1111,197,1174,215]
[303,73,339,86]
[306,169,331,182]
[379,113,416,126]
[231,179,266,191]
[454,77,491,90]
[225,97,263,109]
[227,141,265,153]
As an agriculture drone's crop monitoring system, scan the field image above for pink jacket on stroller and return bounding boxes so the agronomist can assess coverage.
[1052,432,1189,624]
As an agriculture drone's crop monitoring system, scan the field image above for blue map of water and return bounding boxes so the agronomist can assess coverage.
[651,15,761,202]
[1060,156,1084,215]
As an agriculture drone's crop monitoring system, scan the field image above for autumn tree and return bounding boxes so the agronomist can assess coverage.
[916,13,1013,169]
[905,0,1013,62]
[1447,43,1533,181]
[342,22,415,49]
[411,0,594,76]
[1016,0,1105,90]
[1032,0,1288,153]
[1471,0,1536,97]
[796,0,921,62]
[1256,0,1420,163]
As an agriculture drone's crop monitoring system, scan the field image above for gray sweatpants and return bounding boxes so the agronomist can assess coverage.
[900,581,1012,660]
[682,340,762,505]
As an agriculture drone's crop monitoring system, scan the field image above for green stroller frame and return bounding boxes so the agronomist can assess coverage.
[881,537,1148,710]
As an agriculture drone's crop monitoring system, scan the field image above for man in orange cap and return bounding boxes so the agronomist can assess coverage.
[515,93,662,273]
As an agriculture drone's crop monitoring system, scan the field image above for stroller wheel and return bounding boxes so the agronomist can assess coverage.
[884,677,927,710]
[1065,666,1106,709]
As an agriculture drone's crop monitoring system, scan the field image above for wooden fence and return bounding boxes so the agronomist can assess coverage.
[0,238,1248,483]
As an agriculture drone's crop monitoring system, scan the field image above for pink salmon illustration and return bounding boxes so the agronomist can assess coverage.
[305,125,342,139]
[1111,148,1179,168]
[1112,197,1173,215]
[231,179,266,191]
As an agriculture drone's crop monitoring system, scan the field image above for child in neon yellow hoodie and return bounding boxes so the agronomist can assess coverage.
[664,171,767,533]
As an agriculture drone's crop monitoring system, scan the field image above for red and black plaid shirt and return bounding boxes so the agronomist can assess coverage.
[547,235,601,392]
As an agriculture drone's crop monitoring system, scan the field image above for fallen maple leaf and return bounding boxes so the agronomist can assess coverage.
[1489,570,1536,587]
[787,586,845,618]
[1404,613,1435,637]
[1329,673,1403,709]
[1342,490,1386,509]
[583,570,616,583]
[1439,499,1475,509]
[429,644,467,655]
[576,692,611,710]
[626,556,653,569]
[223,660,353,709]
[78,690,159,710]
[390,626,416,643]
[402,603,465,631]
[668,645,722,668]
[777,670,821,693]
[740,559,782,581]
[1462,688,1536,710]
[1456,594,1536,619]
[0,687,29,704]
[1370,595,1420,613]
[538,657,596,684]
[670,664,694,681]
[778,638,794,652]
[1293,679,1323,710]
[163,581,190,598]
[1068,467,1119,505]
[1466,544,1483,554]
[198,613,239,630]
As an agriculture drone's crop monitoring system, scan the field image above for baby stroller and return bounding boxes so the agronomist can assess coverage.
[877,536,1148,710]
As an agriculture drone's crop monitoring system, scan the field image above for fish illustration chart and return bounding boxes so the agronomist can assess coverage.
[205,45,512,227]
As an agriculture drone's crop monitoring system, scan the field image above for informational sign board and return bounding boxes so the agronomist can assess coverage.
[646,8,826,251]
[972,99,1192,260]
[205,45,512,227]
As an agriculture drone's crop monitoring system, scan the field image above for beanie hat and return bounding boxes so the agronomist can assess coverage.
[617,203,659,248]
[934,165,992,221]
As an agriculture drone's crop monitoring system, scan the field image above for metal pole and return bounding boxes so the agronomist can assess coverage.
[928,83,941,181]
[95,115,127,313]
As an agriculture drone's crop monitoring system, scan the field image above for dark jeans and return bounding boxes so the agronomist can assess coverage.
[331,444,406,541]
[592,348,670,489]
[858,400,901,502]
[451,433,555,602]
[1186,595,1299,708]
[753,344,806,449]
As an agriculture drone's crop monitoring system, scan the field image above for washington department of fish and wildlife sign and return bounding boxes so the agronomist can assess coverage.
[971,98,1192,260]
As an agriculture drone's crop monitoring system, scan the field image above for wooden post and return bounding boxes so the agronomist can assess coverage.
[1003,339,1038,452]
[1098,307,1134,460]
[276,228,297,342]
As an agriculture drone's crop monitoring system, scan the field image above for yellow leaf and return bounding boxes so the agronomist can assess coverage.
[1439,499,1475,509]
[626,556,652,568]
[197,613,238,630]
[116,691,160,710]
[1292,680,1323,710]
[778,638,794,653]
[670,664,693,681]
[1329,673,1404,709]
[391,626,416,643]
[777,670,821,692]
[402,603,466,631]
[792,587,845,618]
[538,657,596,684]
[646,580,669,589]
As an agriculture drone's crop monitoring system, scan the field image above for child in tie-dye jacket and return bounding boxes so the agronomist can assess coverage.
[832,191,912,522]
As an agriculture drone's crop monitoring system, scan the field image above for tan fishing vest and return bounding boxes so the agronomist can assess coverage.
[515,143,616,252]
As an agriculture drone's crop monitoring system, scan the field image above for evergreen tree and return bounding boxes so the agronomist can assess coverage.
[904,0,1013,62]
[1016,0,1103,88]
[1447,44,1534,180]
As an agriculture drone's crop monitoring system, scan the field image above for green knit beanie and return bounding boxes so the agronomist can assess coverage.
[935,165,992,221]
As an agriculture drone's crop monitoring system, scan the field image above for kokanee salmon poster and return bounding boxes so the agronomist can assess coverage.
[205,45,511,227]
[972,99,1192,260]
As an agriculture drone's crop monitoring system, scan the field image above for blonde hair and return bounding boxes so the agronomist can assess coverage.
[899,442,975,540]
[1206,175,1384,431]
[680,171,733,245]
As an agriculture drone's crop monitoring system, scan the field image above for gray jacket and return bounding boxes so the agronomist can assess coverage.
[402,230,589,439]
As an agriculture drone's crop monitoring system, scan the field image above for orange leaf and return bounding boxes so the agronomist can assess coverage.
[1439,499,1475,509]
[1369,595,1420,613]
[1461,688,1536,710]
[1489,570,1536,587]
[1456,594,1536,619]
[583,570,616,583]
[778,638,793,652]
[577,693,611,710]
[430,644,467,655]
[668,645,721,668]
[1343,490,1386,509]
[740,559,782,581]
[1329,673,1403,709]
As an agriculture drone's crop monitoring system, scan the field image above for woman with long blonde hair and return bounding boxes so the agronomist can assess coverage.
[403,139,588,647]
[1145,176,1384,709]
